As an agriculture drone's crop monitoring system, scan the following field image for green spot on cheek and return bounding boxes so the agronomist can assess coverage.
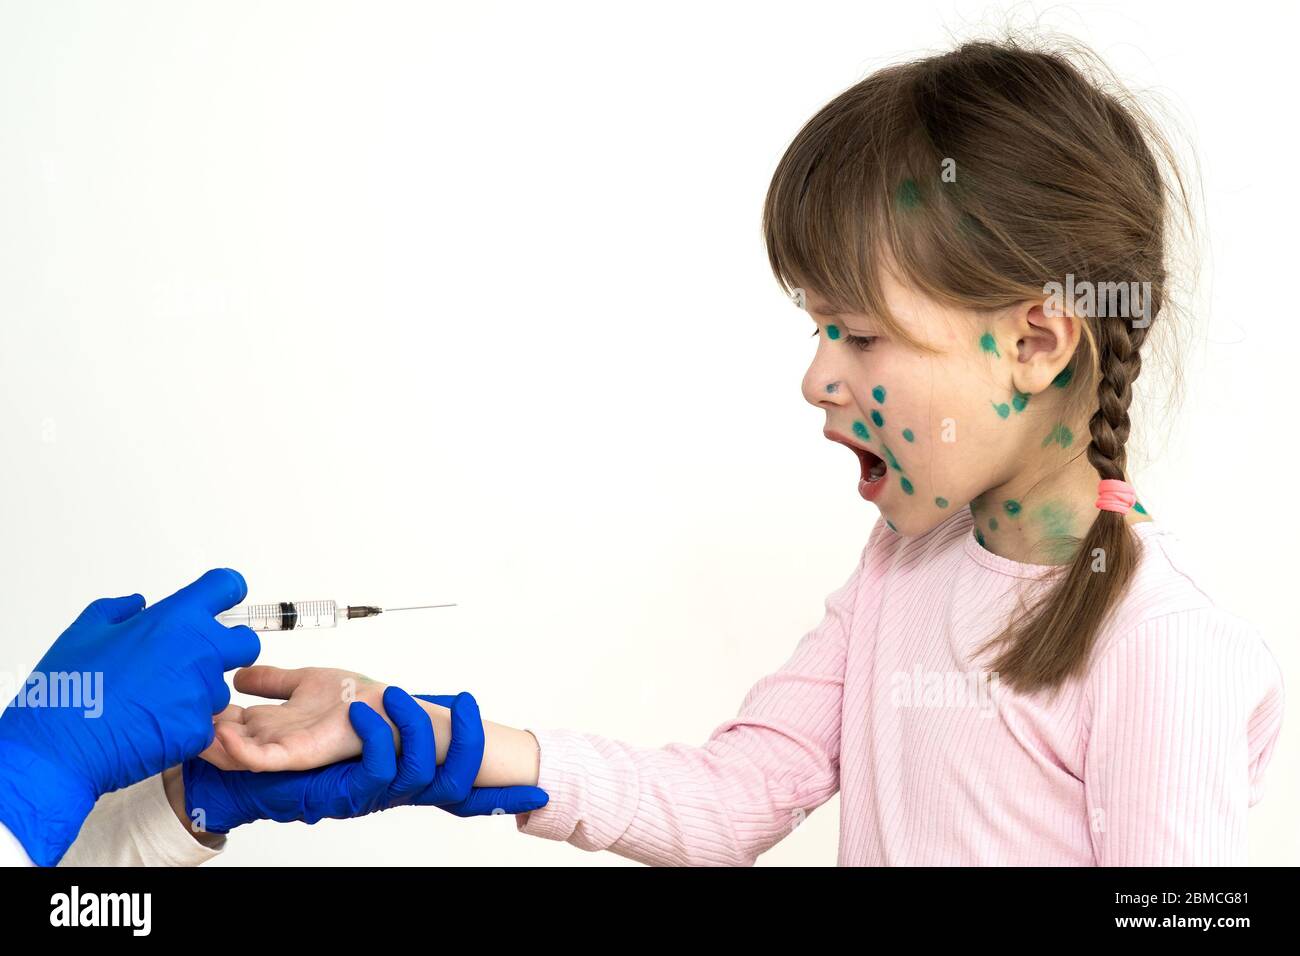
[871,410,884,428]
[900,477,914,495]
[852,420,870,441]
[826,324,840,340]
[902,428,914,442]
[1051,365,1074,389]
[1003,499,1021,517]
[991,402,1010,419]
[979,332,1000,358]
[1134,501,1148,515]
[896,178,922,209]
[872,385,886,403]
[989,517,998,530]
[935,497,948,508]
[1012,391,1030,413]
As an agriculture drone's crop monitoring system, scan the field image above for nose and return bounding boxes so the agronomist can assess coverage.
[802,347,850,409]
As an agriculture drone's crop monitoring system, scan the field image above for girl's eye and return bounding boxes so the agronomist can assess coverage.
[811,328,878,351]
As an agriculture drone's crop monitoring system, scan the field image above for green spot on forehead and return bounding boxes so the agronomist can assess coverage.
[900,477,914,495]
[871,410,884,428]
[979,332,1000,358]
[871,385,886,403]
[1051,365,1074,389]
[902,428,914,442]
[826,324,841,340]
[852,420,870,441]
[1003,499,1022,517]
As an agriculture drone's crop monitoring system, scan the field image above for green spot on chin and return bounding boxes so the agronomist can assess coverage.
[1051,365,1074,389]
[826,324,840,340]
[896,178,922,209]
[900,477,914,495]
[1134,501,1148,515]
[871,385,886,403]
[1003,499,1022,517]
[1011,391,1030,413]
[871,410,884,428]
[852,420,870,441]
[935,496,948,508]
[979,332,1000,359]
[991,401,1010,419]
[989,517,998,530]
[902,428,914,442]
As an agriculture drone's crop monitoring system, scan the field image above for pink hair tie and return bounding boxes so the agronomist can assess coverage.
[1095,478,1137,513]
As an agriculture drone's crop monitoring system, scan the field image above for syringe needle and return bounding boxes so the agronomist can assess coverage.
[382,603,458,613]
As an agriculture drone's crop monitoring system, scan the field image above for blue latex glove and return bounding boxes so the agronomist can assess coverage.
[182,687,548,834]
[0,569,260,865]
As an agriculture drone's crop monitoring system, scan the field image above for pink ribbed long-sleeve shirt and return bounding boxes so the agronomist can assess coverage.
[516,508,1285,865]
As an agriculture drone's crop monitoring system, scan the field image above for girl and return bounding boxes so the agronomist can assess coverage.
[193,36,1286,866]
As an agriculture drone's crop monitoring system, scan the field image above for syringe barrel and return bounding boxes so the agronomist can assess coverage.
[218,600,341,631]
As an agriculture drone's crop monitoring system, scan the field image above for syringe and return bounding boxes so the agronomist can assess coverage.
[217,600,456,632]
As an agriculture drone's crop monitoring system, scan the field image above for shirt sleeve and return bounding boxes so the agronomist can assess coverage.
[0,822,33,866]
[1082,607,1286,865]
[58,774,226,867]
[514,545,867,866]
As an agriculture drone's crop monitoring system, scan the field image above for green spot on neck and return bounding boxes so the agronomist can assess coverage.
[975,528,986,548]
[1011,391,1030,413]
[935,496,948,508]
[1041,424,1073,449]
[826,324,840,340]
[902,428,914,442]
[871,385,886,403]
[886,519,898,532]
[989,517,998,530]
[882,444,903,471]
[991,401,1010,419]
[979,332,1000,359]
[871,410,884,428]
[852,420,870,441]
[1003,499,1022,517]
[900,477,914,495]
[1051,365,1074,389]
[1134,501,1148,515]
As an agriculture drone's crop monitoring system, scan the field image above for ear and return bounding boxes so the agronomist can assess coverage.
[1005,296,1080,395]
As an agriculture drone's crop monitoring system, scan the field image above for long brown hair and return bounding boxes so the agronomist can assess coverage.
[761,34,1194,694]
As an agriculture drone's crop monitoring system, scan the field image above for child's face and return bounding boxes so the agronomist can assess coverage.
[800,266,1079,537]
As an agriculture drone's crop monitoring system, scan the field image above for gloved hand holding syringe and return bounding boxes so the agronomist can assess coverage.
[217,599,456,631]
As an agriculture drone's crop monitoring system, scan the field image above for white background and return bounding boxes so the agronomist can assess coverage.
[1,0,1295,866]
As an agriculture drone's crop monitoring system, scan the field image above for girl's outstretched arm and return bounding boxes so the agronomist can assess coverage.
[511,547,868,866]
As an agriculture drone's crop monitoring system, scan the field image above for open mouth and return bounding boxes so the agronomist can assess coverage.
[825,431,887,483]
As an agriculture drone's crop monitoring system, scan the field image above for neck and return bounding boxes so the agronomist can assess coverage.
[968,445,1151,565]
